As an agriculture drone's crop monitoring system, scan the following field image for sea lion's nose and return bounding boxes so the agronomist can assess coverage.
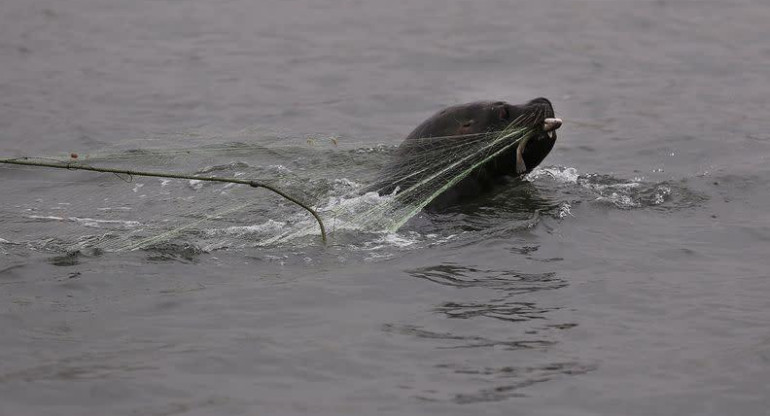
[543,118,562,132]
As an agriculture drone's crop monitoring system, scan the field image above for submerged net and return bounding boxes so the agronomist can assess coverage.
[0,121,536,251]
[0,135,353,252]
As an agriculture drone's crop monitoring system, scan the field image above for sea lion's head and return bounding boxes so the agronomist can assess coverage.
[368,97,562,210]
[404,97,561,176]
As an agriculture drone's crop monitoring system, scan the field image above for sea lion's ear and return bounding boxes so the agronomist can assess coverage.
[498,106,509,121]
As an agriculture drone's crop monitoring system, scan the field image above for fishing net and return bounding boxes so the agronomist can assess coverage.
[328,121,537,231]
[0,121,536,252]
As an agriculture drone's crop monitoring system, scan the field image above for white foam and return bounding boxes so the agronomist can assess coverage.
[596,193,639,208]
[652,186,671,205]
[188,180,204,191]
[27,215,141,228]
[365,232,420,249]
[528,166,580,184]
[254,191,397,246]
[268,164,292,175]
[332,178,362,190]
[216,219,287,236]
[321,191,392,219]
[530,166,672,209]
[355,232,421,260]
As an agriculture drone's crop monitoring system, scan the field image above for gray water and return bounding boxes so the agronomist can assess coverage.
[2,0,770,415]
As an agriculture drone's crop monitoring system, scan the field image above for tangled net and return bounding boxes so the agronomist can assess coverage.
[0,118,539,250]
[329,119,539,232]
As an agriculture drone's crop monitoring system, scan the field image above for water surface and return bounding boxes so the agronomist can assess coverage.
[2,1,770,415]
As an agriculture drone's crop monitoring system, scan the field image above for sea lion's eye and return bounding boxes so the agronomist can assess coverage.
[461,120,474,128]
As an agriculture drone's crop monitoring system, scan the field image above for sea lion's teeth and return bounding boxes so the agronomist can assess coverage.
[543,118,563,132]
[547,131,554,139]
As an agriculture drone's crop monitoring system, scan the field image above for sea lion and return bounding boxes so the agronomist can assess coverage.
[369,97,561,210]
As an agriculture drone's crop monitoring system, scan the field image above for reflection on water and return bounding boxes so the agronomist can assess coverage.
[382,324,555,350]
[389,262,586,403]
[435,300,554,323]
[447,361,596,404]
[0,343,169,383]
[408,263,566,294]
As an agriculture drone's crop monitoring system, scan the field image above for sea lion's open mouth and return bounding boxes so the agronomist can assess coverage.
[515,115,562,174]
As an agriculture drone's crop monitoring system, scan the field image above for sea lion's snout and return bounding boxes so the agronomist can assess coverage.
[543,117,562,138]
[514,99,560,174]
[543,118,562,132]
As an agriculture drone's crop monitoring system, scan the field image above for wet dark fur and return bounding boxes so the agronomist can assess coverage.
[369,97,558,210]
